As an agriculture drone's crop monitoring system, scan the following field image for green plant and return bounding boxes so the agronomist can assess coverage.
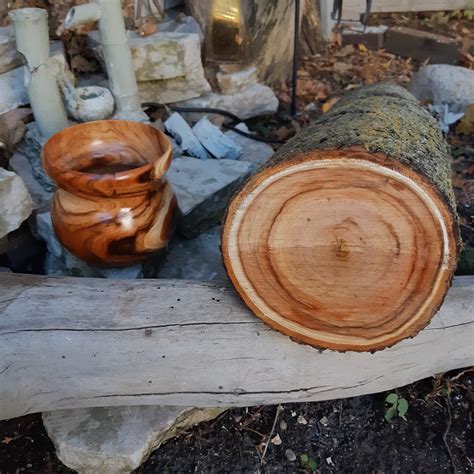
[300,453,317,471]
[384,393,408,422]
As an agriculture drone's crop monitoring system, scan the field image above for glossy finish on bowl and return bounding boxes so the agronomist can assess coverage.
[42,120,177,267]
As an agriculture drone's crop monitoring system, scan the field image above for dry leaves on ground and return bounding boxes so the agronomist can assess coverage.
[275,37,415,116]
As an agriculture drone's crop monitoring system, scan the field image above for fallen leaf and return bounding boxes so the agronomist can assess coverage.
[2,436,13,445]
[136,18,157,36]
[335,45,354,58]
[456,104,474,135]
[333,62,352,74]
[322,97,339,113]
[331,31,343,47]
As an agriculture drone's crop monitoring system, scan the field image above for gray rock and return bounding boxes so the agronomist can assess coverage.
[9,152,53,208]
[286,448,297,462]
[156,226,227,282]
[164,112,208,160]
[36,211,143,278]
[193,117,241,160]
[170,137,183,158]
[0,66,29,115]
[217,66,258,94]
[167,156,253,237]
[16,122,54,192]
[225,123,274,167]
[129,31,205,82]
[0,25,22,74]
[0,168,33,239]
[174,83,279,121]
[43,406,225,473]
[409,65,474,114]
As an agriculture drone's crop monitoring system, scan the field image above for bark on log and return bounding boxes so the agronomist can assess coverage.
[222,84,460,352]
[0,273,472,420]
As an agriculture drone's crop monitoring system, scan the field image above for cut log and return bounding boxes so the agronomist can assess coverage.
[222,84,460,352]
[0,273,472,420]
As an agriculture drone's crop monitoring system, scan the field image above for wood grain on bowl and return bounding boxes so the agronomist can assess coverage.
[42,120,177,267]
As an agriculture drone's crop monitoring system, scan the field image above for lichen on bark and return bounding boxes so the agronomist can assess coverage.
[268,83,456,213]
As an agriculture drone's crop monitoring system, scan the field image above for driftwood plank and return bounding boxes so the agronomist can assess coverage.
[0,273,473,420]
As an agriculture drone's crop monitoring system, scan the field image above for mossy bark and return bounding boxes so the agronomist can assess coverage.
[267,83,457,214]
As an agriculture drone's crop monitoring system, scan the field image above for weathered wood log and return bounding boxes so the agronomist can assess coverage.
[0,273,472,420]
[222,84,460,352]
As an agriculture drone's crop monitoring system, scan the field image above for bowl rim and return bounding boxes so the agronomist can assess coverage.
[41,120,172,197]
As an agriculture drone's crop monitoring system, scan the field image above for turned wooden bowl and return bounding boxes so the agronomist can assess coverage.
[42,120,177,267]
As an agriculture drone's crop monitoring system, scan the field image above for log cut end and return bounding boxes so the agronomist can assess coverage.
[222,147,459,352]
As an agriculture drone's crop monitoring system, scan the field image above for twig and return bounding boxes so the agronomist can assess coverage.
[240,406,265,430]
[443,395,457,473]
[241,426,265,437]
[260,405,282,466]
[449,368,474,383]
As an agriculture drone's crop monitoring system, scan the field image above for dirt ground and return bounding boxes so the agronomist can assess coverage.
[0,372,473,473]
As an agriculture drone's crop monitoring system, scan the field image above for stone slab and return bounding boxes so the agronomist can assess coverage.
[156,226,228,282]
[174,83,279,121]
[9,151,53,208]
[409,64,474,115]
[0,168,33,239]
[224,123,274,167]
[193,117,241,160]
[167,156,254,237]
[138,75,210,104]
[0,25,22,74]
[88,30,210,103]
[341,25,387,50]
[16,122,54,191]
[385,26,462,64]
[164,112,208,160]
[43,406,224,473]
[216,66,258,94]
[128,32,201,82]
[0,66,29,115]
